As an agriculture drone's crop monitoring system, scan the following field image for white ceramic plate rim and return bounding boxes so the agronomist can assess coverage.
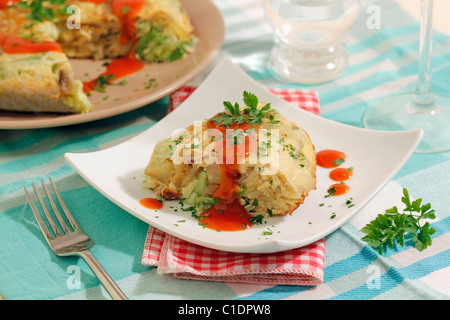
[65,57,423,253]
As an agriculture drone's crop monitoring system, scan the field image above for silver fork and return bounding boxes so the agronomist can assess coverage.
[24,177,128,300]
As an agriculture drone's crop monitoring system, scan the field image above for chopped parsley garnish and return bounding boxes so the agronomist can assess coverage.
[333,158,345,166]
[361,188,436,254]
[346,197,355,208]
[325,186,336,198]
[280,135,306,167]
[93,74,115,92]
[144,78,157,89]
[249,214,264,225]
[211,91,279,128]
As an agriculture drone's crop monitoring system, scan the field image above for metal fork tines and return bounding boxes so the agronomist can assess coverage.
[24,178,128,300]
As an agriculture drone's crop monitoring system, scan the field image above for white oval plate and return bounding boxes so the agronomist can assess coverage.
[65,57,423,253]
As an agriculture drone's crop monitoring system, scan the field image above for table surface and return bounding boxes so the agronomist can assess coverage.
[1,0,449,300]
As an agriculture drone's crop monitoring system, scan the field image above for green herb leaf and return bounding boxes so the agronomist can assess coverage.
[212,91,278,128]
[333,158,345,166]
[360,188,436,254]
[249,215,264,225]
[243,91,258,109]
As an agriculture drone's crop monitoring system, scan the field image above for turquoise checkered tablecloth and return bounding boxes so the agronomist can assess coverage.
[0,0,449,300]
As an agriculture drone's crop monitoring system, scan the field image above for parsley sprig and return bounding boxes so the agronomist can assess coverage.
[361,188,436,254]
[211,91,279,128]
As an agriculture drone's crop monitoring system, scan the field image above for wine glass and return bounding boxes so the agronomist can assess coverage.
[363,0,450,153]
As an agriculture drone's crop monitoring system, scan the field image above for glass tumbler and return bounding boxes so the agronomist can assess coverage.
[264,0,360,84]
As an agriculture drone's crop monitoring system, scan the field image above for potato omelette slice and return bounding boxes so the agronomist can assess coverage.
[0,35,92,113]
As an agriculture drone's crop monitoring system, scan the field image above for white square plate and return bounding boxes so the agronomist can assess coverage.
[65,57,422,253]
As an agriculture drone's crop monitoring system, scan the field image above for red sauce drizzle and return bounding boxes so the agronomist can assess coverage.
[328,183,350,196]
[140,198,163,210]
[212,163,240,203]
[70,0,146,44]
[198,199,253,232]
[110,0,147,44]
[206,117,259,165]
[193,116,260,231]
[329,167,353,182]
[317,149,353,196]
[0,34,62,54]
[83,53,144,93]
[316,149,346,168]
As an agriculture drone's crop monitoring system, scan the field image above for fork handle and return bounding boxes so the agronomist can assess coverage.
[78,249,128,300]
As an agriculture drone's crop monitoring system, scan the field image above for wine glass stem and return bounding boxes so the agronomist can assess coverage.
[414,0,434,106]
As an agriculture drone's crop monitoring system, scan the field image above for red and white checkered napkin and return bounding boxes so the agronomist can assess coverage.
[167,86,321,116]
[141,86,324,286]
[142,227,325,285]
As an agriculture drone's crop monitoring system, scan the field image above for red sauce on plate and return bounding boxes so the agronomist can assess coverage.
[317,149,353,196]
[316,149,346,168]
[83,53,144,93]
[198,198,253,231]
[140,197,163,210]
[329,167,353,182]
[327,183,350,196]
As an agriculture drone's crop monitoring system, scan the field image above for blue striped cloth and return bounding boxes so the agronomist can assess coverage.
[1,0,449,300]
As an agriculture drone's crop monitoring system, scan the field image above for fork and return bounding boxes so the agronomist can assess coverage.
[24,177,128,300]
